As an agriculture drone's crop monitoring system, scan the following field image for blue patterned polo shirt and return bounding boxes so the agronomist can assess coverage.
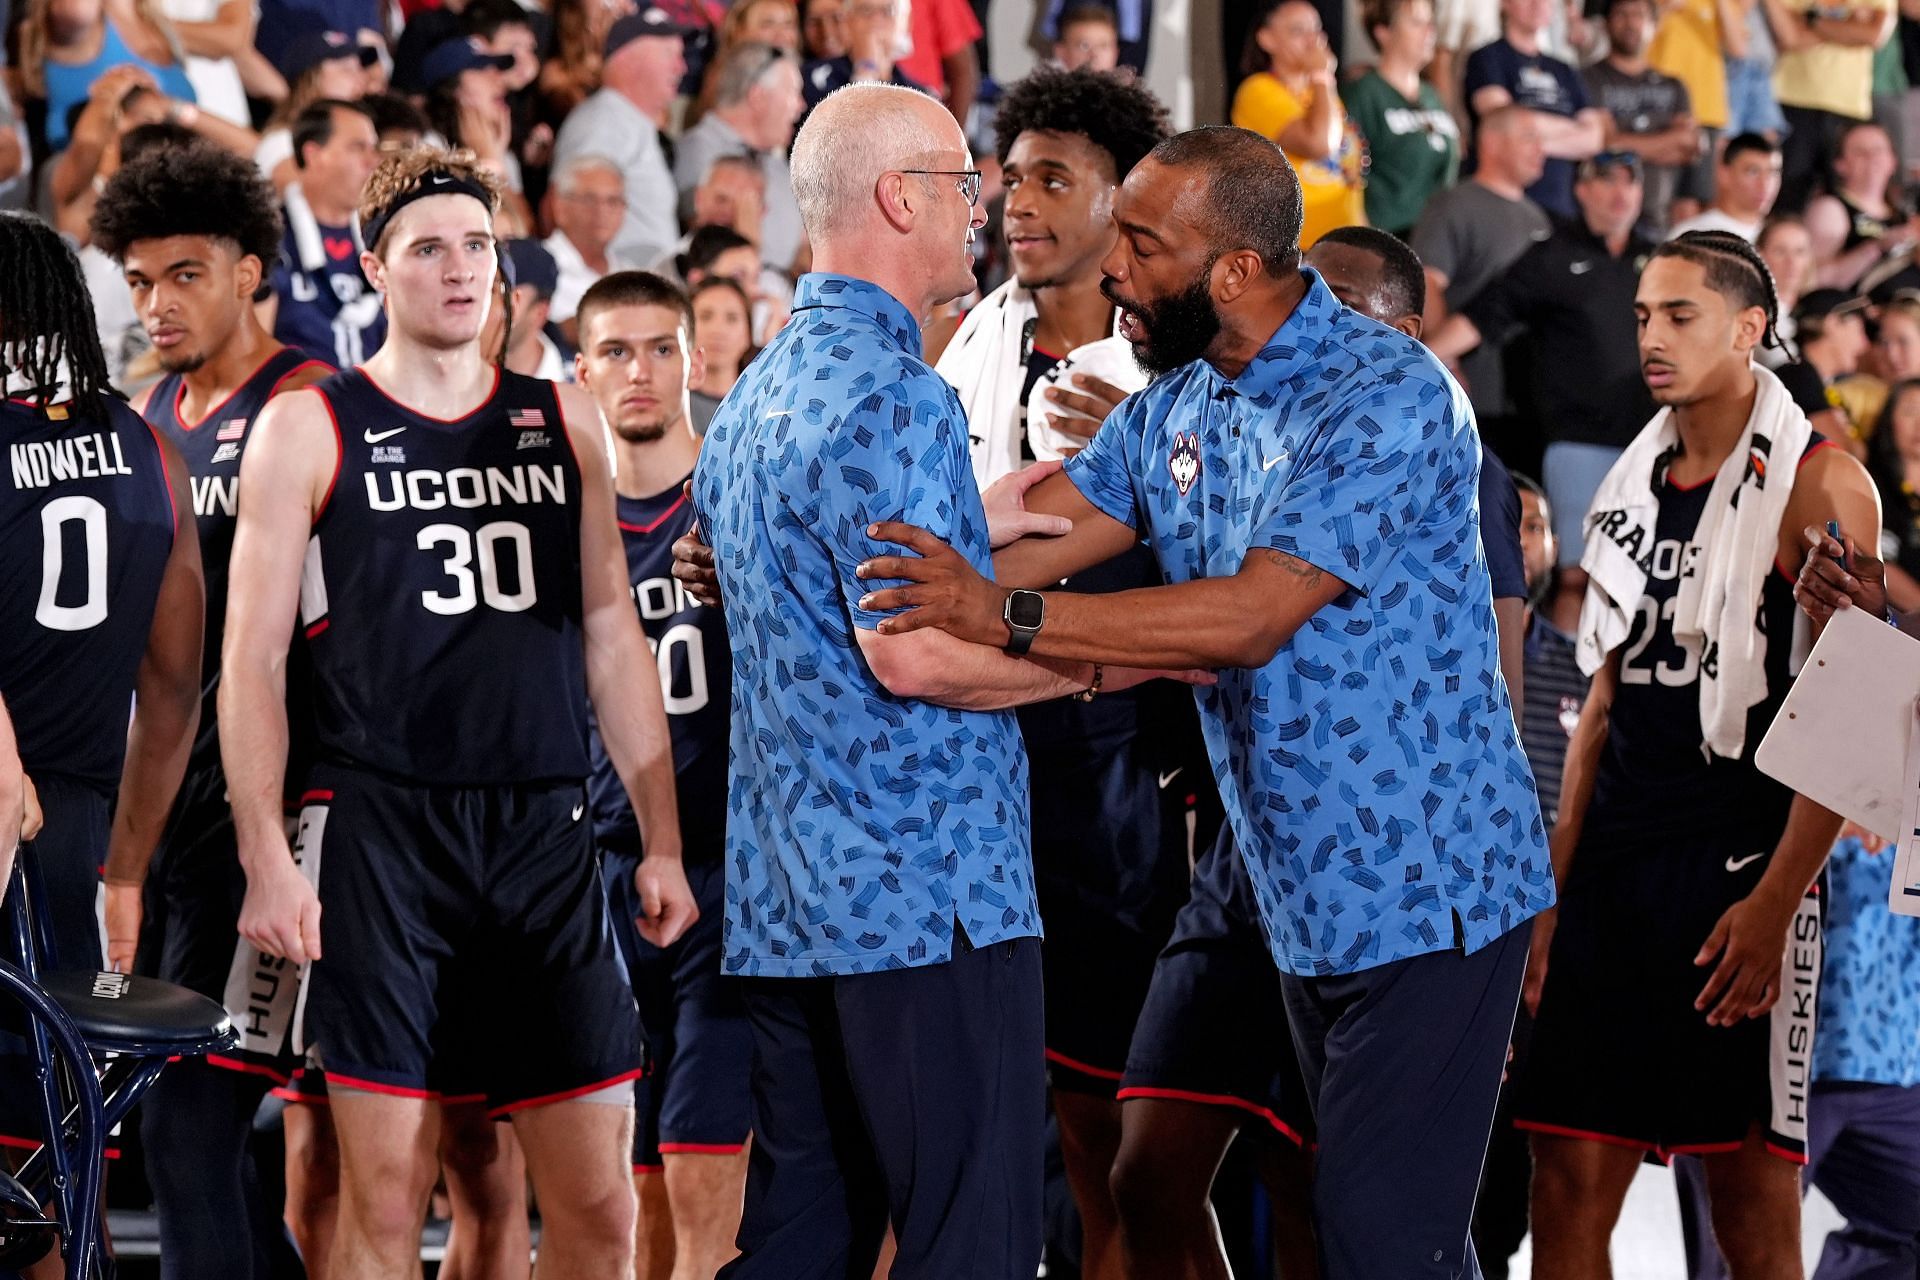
[1063,269,1554,976]
[693,274,1039,978]
[1816,834,1920,1087]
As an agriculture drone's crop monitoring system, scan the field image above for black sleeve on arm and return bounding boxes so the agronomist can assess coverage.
[1479,443,1528,601]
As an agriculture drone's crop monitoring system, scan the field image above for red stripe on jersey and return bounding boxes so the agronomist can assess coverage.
[619,492,689,536]
[314,390,345,519]
[145,419,180,539]
[305,618,330,639]
[359,366,501,425]
[301,789,334,802]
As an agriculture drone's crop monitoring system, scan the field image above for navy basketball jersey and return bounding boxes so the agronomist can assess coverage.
[587,479,731,859]
[1583,438,1834,854]
[0,398,175,791]
[146,347,331,777]
[300,368,591,786]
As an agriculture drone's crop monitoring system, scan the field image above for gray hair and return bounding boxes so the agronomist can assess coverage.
[790,83,955,243]
[551,152,623,195]
[713,40,796,109]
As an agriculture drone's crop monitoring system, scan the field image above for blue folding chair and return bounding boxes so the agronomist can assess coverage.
[0,845,236,1278]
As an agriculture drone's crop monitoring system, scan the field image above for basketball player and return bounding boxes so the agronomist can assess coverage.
[1516,231,1878,1279]
[91,137,332,1280]
[0,211,203,1262]
[220,147,694,1280]
[571,270,747,1280]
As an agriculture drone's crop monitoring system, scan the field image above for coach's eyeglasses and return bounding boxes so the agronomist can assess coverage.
[901,169,984,207]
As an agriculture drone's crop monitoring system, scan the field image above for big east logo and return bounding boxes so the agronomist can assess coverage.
[1169,431,1200,496]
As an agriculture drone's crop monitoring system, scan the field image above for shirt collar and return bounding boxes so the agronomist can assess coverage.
[790,273,923,352]
[1200,267,1341,407]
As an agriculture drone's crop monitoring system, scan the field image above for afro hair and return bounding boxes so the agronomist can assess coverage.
[992,65,1172,183]
[91,139,284,267]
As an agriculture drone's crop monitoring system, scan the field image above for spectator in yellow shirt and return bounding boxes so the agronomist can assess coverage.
[1230,0,1367,247]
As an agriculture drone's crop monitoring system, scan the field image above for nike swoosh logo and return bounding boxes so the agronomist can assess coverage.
[364,426,407,443]
[571,803,585,821]
[1158,768,1182,789]
[1569,261,1593,275]
[1262,453,1289,471]
[1725,852,1766,873]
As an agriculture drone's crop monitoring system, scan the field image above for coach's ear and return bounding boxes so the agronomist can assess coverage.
[1211,247,1269,305]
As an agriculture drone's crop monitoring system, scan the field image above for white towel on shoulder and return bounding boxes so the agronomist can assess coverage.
[1576,363,1812,760]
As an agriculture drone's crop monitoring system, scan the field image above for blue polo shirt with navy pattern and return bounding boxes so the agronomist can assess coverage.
[1063,269,1554,977]
[693,273,1039,978]
[1816,834,1920,1087]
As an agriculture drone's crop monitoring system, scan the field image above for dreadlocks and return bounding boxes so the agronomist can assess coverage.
[1650,229,1788,355]
[0,212,121,422]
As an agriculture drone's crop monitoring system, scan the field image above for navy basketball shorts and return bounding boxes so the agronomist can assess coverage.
[602,849,750,1172]
[138,766,302,1085]
[1515,836,1823,1163]
[299,763,645,1115]
[1119,823,1313,1147]
[1031,727,1212,1096]
[0,775,111,1151]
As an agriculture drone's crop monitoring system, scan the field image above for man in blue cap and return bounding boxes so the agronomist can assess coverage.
[553,8,693,267]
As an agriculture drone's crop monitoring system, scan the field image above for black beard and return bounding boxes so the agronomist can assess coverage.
[157,348,208,375]
[1105,273,1222,377]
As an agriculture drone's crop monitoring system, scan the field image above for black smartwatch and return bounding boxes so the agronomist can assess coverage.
[1003,589,1046,655]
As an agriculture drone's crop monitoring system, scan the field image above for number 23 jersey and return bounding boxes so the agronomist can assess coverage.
[0,398,174,792]
[301,368,590,786]
[1580,438,1833,855]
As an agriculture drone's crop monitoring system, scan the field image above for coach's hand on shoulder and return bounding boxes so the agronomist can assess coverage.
[1693,893,1794,1027]
[1042,374,1130,442]
[858,523,1008,647]
[239,852,322,966]
[634,855,698,949]
[983,460,1073,549]
[1796,524,1887,624]
[671,482,723,609]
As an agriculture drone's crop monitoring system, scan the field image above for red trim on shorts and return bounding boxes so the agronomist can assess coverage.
[323,1072,437,1100]
[657,1141,746,1156]
[1044,1048,1125,1082]
[618,491,689,536]
[272,1086,330,1105]
[1115,1086,1306,1147]
[633,1162,665,1175]
[485,1066,645,1119]
[304,618,330,639]
[1664,1140,1746,1156]
[439,1093,487,1106]
[1765,1142,1810,1166]
[206,1054,292,1085]
[301,789,334,803]
[1512,1119,1661,1155]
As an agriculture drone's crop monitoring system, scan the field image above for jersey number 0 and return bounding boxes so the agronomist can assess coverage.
[37,496,108,631]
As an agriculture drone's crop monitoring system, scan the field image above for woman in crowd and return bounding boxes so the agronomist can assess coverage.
[539,0,629,119]
[688,275,755,431]
[18,0,195,153]
[801,0,846,60]
[1867,377,1920,613]
[421,37,533,232]
[686,0,801,125]
[1229,0,1365,247]
[1343,0,1457,237]
[1759,214,1815,366]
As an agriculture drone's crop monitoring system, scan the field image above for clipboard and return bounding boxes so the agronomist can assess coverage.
[1753,604,1920,914]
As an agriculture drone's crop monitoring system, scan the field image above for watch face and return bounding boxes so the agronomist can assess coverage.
[1007,591,1045,629]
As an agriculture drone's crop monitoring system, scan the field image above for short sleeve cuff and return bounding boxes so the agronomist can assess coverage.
[1063,451,1139,530]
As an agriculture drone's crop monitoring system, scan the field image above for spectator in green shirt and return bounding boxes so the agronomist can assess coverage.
[1343,0,1461,235]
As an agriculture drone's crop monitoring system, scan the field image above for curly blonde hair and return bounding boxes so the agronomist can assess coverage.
[358,144,503,255]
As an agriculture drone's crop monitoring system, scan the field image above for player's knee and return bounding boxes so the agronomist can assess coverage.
[1110,1141,1198,1235]
[440,1116,523,1215]
[545,1176,638,1252]
[1710,1193,1798,1270]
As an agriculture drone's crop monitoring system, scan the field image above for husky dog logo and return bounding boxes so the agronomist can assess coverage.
[1169,431,1201,495]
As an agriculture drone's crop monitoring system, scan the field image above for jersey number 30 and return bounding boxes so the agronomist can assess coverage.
[417,521,537,615]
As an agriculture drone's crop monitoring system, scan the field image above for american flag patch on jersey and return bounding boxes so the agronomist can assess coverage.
[509,408,545,428]
[217,419,247,440]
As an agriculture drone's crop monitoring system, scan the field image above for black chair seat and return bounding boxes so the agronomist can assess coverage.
[39,971,236,1055]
